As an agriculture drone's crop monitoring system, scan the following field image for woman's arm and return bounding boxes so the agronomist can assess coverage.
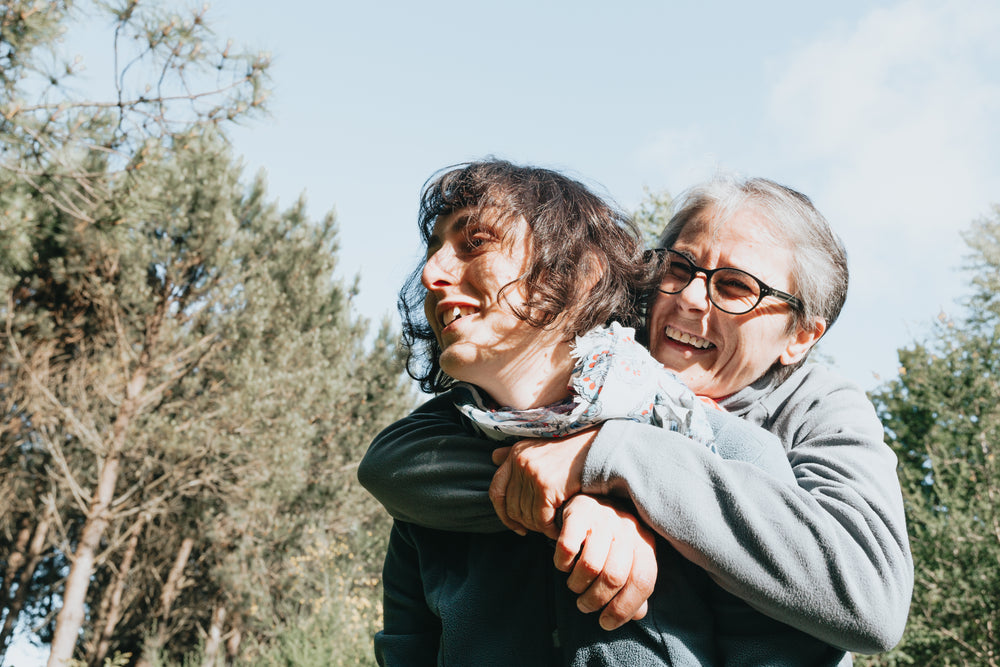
[580,380,912,653]
[358,393,505,533]
[358,395,659,630]
[489,407,793,536]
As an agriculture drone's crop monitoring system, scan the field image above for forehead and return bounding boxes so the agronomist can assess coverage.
[675,206,794,280]
[430,209,467,239]
[430,207,528,240]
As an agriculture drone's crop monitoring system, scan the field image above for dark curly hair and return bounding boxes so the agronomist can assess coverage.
[401,159,650,394]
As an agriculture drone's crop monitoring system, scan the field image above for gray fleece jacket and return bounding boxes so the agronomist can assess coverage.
[359,363,913,662]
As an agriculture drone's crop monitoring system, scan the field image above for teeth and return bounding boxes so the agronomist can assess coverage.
[665,325,713,349]
[443,306,476,327]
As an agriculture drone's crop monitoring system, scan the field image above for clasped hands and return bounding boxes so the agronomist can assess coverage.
[488,428,656,631]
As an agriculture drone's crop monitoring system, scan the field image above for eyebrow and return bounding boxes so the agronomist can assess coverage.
[670,247,699,264]
[427,212,472,248]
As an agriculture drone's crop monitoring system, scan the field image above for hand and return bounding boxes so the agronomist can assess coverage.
[555,494,658,631]
[489,428,596,539]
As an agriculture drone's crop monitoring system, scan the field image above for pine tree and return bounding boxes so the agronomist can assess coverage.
[865,205,1000,666]
[631,186,673,249]
[0,2,411,664]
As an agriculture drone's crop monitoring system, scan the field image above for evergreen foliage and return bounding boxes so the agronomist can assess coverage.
[631,186,673,250]
[865,205,1000,666]
[0,2,409,664]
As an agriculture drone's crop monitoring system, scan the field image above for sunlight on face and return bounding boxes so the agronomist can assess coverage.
[648,209,813,398]
[421,209,572,408]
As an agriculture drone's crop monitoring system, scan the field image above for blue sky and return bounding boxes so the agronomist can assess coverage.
[6,1,1000,661]
[59,0,1000,394]
[206,0,998,392]
[27,0,1000,377]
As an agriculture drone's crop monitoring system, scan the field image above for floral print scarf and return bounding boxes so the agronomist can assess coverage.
[453,322,716,451]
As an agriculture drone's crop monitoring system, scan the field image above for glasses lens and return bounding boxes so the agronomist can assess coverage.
[658,251,694,293]
[709,268,761,314]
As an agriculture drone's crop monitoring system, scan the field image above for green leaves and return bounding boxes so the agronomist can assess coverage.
[866,208,1000,666]
[632,186,674,250]
[0,3,410,663]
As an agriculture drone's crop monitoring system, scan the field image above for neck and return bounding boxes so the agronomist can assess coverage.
[483,342,575,410]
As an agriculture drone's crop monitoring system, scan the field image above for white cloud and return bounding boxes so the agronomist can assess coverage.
[768,0,1000,233]
[761,0,1000,387]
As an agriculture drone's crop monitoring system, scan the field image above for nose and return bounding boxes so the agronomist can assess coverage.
[421,243,459,290]
[676,272,711,312]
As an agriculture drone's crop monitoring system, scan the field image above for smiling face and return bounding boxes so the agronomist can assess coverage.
[647,207,823,399]
[421,208,574,409]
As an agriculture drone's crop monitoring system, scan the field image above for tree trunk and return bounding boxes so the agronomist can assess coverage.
[200,604,226,667]
[47,455,122,667]
[224,612,241,665]
[158,535,195,622]
[136,534,195,667]
[89,519,143,667]
[48,365,150,667]
[47,278,166,667]
[0,514,49,656]
[0,519,31,607]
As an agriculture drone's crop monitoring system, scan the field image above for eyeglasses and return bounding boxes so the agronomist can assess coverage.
[654,249,804,315]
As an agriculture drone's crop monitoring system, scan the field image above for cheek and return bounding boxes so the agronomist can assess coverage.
[424,293,440,334]
[722,324,785,381]
[649,292,670,320]
[646,295,670,337]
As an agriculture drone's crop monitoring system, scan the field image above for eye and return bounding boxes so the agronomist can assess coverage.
[459,226,499,254]
[667,259,692,280]
[713,270,759,298]
[664,251,695,279]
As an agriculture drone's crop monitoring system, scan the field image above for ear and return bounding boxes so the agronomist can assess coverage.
[779,317,827,366]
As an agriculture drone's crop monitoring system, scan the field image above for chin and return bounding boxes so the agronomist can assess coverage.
[669,366,714,396]
[438,351,465,381]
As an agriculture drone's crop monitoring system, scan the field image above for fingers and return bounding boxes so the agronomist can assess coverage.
[507,456,532,532]
[491,430,594,539]
[555,495,660,631]
[491,446,511,466]
[574,533,629,613]
[597,522,657,630]
[555,495,619,597]
[503,434,591,538]
[489,454,527,536]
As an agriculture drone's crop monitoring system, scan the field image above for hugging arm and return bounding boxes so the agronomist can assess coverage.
[358,394,657,629]
[489,408,795,538]
[581,383,912,653]
[358,394,505,533]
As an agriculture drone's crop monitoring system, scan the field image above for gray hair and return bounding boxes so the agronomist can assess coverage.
[656,175,848,381]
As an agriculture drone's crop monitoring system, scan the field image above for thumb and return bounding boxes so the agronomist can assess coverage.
[491,445,512,466]
[490,456,526,536]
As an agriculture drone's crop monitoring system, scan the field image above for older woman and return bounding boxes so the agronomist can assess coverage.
[364,161,828,665]
[360,174,913,664]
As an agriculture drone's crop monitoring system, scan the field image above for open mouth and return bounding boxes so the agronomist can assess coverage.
[443,305,478,327]
[664,325,714,350]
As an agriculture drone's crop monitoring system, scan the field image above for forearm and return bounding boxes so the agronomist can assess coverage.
[583,419,912,653]
[703,408,795,484]
[358,394,505,533]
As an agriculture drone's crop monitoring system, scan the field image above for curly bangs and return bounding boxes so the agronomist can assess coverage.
[400,159,649,394]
